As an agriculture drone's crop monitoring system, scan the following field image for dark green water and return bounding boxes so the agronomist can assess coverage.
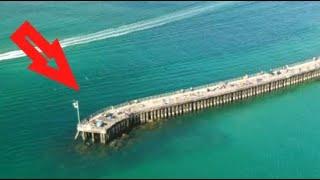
[1,1,320,178]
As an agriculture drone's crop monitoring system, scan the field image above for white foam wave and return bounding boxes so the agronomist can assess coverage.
[0,2,234,62]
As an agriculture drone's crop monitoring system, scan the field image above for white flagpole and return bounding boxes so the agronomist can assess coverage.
[76,101,80,124]
[73,100,80,124]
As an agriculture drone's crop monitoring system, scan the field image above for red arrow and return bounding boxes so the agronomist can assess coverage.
[10,21,79,91]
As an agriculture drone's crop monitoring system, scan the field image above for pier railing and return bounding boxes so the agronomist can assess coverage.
[271,56,319,72]
[85,56,320,121]
[86,72,263,119]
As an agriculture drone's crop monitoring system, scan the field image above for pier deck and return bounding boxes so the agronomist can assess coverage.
[75,57,320,144]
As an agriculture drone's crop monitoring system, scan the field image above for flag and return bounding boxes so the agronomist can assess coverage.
[73,100,78,109]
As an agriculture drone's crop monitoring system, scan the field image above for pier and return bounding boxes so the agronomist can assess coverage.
[75,56,320,144]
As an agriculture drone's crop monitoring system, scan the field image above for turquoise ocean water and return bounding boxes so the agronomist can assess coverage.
[1,1,320,178]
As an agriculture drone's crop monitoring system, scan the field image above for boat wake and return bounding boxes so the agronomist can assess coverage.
[0,2,235,62]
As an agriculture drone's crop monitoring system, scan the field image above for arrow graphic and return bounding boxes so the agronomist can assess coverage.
[10,21,79,91]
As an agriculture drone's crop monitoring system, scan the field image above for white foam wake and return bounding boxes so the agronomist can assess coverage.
[0,2,234,62]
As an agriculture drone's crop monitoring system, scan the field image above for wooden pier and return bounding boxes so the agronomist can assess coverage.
[75,56,320,144]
